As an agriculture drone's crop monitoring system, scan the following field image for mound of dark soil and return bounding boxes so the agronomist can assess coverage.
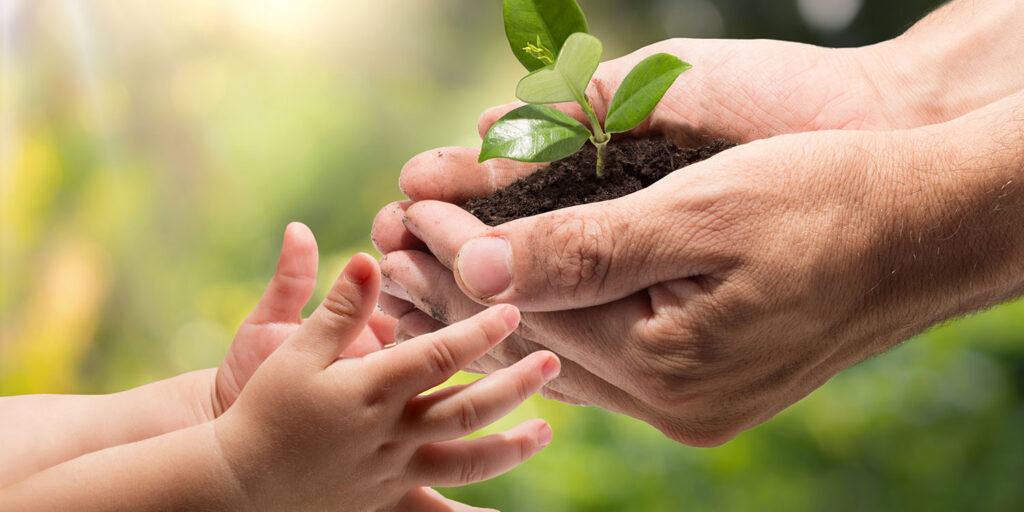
[463,138,736,225]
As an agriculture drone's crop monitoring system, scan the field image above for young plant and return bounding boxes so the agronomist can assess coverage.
[480,0,692,177]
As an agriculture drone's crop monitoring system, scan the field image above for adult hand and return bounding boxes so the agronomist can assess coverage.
[375,90,1024,445]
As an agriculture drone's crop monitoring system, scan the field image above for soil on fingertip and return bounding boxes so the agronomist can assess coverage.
[463,138,737,226]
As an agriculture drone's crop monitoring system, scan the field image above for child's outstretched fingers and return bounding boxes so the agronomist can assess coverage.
[408,351,560,441]
[245,222,319,325]
[360,305,520,396]
[407,419,553,487]
[286,252,381,366]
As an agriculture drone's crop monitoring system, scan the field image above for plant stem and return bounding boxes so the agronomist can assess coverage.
[572,93,610,177]
[594,138,609,178]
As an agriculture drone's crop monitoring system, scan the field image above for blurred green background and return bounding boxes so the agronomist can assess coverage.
[2,0,1022,510]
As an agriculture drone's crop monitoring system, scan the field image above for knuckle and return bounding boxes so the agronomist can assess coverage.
[454,398,483,433]
[458,453,488,484]
[513,432,531,462]
[319,287,362,327]
[424,340,460,377]
[537,214,615,295]
[513,372,534,403]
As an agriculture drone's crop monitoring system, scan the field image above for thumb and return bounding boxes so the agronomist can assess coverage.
[244,222,318,325]
[452,193,688,312]
[287,252,381,366]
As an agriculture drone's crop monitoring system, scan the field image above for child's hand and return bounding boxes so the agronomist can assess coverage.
[211,223,397,416]
[214,253,560,511]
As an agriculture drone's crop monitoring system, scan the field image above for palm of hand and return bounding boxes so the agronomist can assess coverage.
[627,38,903,142]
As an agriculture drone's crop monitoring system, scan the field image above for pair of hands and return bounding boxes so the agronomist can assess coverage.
[373,34,1024,445]
[209,223,560,511]
[1,223,560,512]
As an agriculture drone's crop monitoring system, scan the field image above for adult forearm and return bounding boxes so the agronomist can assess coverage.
[922,89,1024,306]
[876,89,1024,335]
[0,369,216,487]
[865,0,1024,127]
[0,421,244,511]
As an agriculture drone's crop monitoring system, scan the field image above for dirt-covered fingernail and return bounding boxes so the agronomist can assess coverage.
[458,237,512,299]
[381,276,411,301]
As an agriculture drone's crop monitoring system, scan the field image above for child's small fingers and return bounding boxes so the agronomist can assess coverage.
[368,311,399,346]
[407,419,552,488]
[287,253,381,366]
[393,487,499,512]
[408,351,560,442]
[361,305,520,396]
[246,222,318,325]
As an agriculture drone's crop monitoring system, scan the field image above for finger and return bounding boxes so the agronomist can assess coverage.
[448,190,721,310]
[368,311,398,345]
[395,309,445,343]
[287,253,381,366]
[399,147,544,204]
[408,419,551,487]
[394,487,498,512]
[372,201,427,255]
[362,305,520,396]
[342,312,398,357]
[379,248,655,409]
[245,222,318,325]
[402,204,487,270]
[408,351,560,442]
[379,289,416,319]
[380,250,488,323]
[481,322,649,418]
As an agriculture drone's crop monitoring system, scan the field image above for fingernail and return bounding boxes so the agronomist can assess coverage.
[343,254,374,285]
[501,305,520,331]
[381,276,411,301]
[458,237,512,298]
[537,422,553,448]
[541,356,560,382]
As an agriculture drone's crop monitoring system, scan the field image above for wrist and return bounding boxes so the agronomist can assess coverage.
[858,0,1024,128]
[104,368,219,438]
[890,93,1024,321]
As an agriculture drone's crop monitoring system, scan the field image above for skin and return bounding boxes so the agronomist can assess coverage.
[0,223,396,488]
[373,0,1024,446]
[1,224,560,511]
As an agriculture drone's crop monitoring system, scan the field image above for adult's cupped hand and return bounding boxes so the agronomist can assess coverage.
[372,38,1015,445]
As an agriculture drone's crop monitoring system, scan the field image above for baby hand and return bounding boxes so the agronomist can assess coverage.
[213,252,559,511]
[212,223,398,416]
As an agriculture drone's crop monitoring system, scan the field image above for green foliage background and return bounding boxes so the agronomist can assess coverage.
[2,1,1021,510]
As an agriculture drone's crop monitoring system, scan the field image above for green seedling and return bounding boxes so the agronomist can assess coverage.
[480,0,692,177]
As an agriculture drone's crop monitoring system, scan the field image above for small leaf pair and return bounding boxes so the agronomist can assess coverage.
[482,0,692,177]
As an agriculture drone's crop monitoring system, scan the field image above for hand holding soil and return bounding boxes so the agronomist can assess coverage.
[374,0,1024,446]
[377,92,1024,446]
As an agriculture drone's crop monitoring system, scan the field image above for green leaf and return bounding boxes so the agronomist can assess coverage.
[479,104,590,163]
[515,65,574,104]
[604,53,692,134]
[516,33,602,105]
[504,0,589,72]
